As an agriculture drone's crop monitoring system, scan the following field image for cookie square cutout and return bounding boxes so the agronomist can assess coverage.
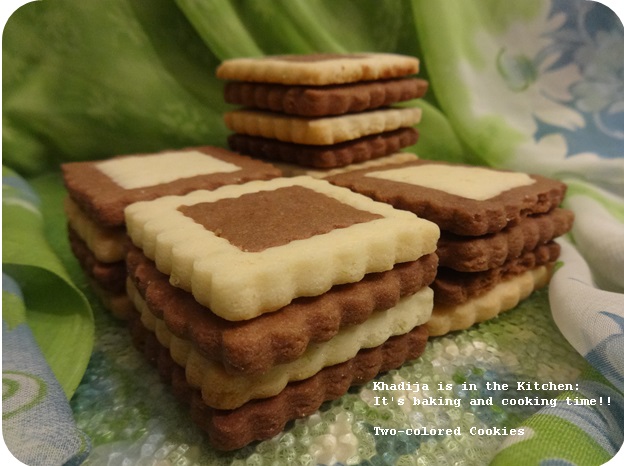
[125,176,439,321]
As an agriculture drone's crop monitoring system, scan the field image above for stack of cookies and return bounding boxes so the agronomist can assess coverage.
[61,146,281,319]
[327,159,574,336]
[216,53,427,177]
[61,52,576,451]
[123,175,440,449]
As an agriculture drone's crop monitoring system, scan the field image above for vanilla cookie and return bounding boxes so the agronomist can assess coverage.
[216,53,420,86]
[64,197,126,263]
[68,228,126,294]
[125,176,439,320]
[129,312,429,451]
[223,108,422,146]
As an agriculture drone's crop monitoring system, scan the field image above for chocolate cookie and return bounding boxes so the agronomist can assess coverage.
[127,244,437,375]
[224,78,428,116]
[227,127,419,168]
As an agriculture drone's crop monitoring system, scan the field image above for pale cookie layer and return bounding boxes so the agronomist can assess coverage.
[223,108,422,145]
[125,176,439,321]
[64,197,126,263]
[128,280,432,409]
[425,265,553,337]
[96,150,241,190]
[216,53,420,85]
[275,152,419,179]
[366,164,536,201]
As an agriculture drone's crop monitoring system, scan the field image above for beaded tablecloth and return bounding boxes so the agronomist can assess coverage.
[71,286,588,466]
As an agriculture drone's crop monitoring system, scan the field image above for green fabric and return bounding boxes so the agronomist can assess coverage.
[3,166,94,398]
[490,367,619,466]
[2,287,27,330]
[491,414,611,466]
[410,0,531,166]
[3,0,227,176]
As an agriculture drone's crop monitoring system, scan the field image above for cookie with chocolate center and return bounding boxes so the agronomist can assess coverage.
[125,176,439,321]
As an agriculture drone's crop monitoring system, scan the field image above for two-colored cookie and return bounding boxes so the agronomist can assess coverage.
[327,159,574,335]
[125,176,438,319]
[61,146,281,318]
[124,175,440,448]
[217,53,426,170]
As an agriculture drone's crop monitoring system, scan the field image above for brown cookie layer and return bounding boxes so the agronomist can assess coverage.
[326,160,568,236]
[432,242,561,306]
[224,78,428,117]
[427,265,553,337]
[127,243,437,375]
[68,226,126,293]
[62,146,281,228]
[129,312,429,451]
[274,152,420,179]
[228,127,419,168]
[437,208,574,272]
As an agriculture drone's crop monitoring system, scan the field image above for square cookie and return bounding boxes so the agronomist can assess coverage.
[437,208,574,272]
[327,160,568,236]
[223,107,422,146]
[223,77,428,117]
[227,128,419,169]
[216,53,420,85]
[426,265,553,336]
[125,176,439,320]
[62,146,281,228]
[432,241,560,306]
